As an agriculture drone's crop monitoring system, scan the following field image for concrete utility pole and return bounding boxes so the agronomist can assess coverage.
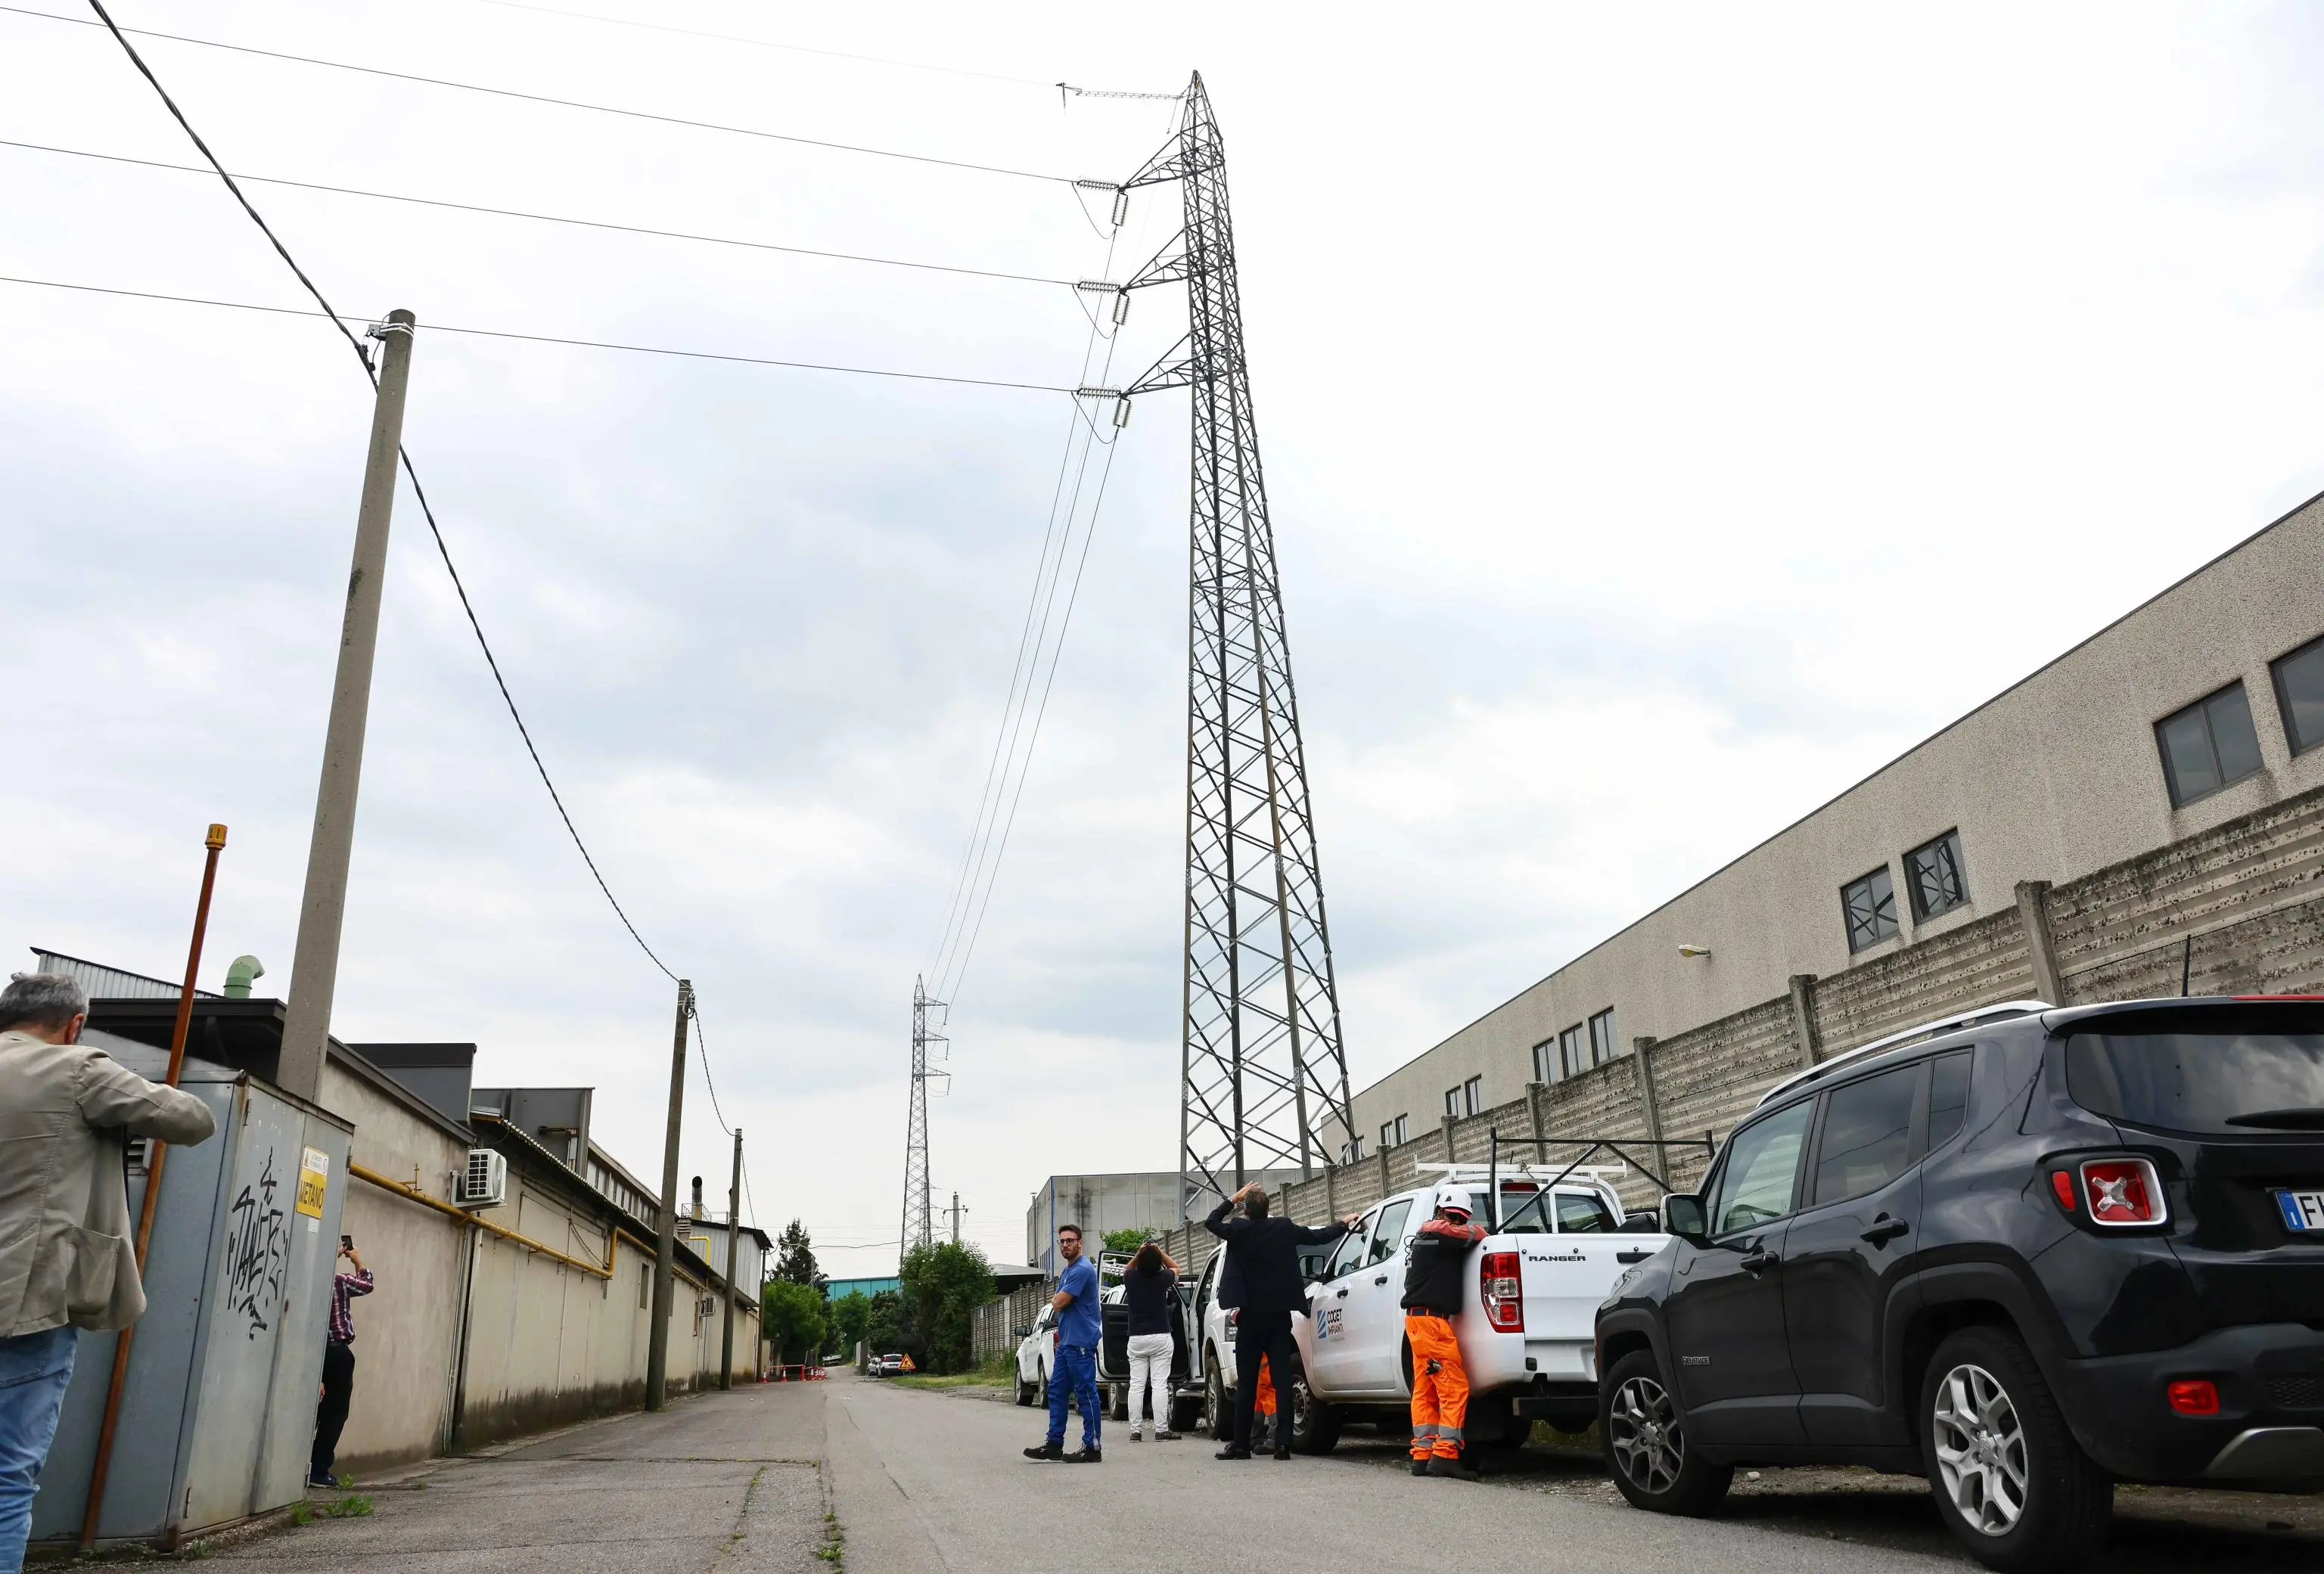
[280,309,417,1102]
[947,1192,965,1246]
[720,1127,741,1391]
[647,977,692,1411]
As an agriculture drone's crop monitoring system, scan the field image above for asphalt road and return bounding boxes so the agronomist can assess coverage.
[828,1374,2324,1574]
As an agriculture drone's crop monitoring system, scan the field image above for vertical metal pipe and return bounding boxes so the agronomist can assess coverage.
[720,1128,741,1391]
[647,979,691,1411]
[81,823,226,1553]
[280,312,417,1103]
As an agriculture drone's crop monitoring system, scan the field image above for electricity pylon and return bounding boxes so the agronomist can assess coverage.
[1121,73,1356,1212]
[900,978,945,1253]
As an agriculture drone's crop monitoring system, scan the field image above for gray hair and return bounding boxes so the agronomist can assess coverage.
[0,973,89,1033]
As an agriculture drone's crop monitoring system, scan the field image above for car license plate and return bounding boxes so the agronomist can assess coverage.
[2273,1191,2324,1231]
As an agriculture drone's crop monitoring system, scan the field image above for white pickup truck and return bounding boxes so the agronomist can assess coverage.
[1274,1166,1668,1452]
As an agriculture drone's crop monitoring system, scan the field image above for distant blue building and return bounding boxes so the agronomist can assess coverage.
[824,1275,901,1300]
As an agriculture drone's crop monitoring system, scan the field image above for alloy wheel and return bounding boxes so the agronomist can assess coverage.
[1931,1361,2029,1536]
[1608,1374,1685,1495]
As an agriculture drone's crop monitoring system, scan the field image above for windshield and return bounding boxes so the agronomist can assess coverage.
[2068,1031,2324,1135]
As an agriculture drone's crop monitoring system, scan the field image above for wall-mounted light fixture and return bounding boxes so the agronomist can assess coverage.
[1677,945,1713,959]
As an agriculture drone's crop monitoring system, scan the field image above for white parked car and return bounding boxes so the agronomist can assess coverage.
[1185,1236,1339,1438]
[1013,1304,1056,1405]
[1282,1166,1667,1451]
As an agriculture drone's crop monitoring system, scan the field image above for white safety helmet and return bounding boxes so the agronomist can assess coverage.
[1431,1184,1474,1219]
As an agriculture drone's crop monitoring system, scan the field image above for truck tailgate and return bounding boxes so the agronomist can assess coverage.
[1516,1234,1657,1338]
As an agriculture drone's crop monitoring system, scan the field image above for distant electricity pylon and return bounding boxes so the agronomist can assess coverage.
[1119,73,1356,1210]
[900,978,946,1253]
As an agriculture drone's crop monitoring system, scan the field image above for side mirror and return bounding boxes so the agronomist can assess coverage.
[1013,1326,1032,1339]
[1663,1193,1710,1246]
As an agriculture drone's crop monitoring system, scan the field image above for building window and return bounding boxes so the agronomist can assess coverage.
[1390,1114,1409,1147]
[1340,1135,1366,1163]
[1842,865,1900,953]
[2273,635,2324,757]
[1559,1024,1586,1078]
[1588,1007,1617,1066]
[2155,681,2263,807]
[1532,1038,1555,1085]
[1445,1086,1462,1119]
[1463,1075,1483,1115]
[1904,830,1969,921]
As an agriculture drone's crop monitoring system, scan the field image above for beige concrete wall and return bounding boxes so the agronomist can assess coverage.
[1353,491,2324,1141]
[318,1063,470,1476]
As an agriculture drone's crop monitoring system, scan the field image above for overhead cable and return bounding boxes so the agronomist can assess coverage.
[0,140,1080,287]
[477,0,1058,89]
[81,0,683,990]
[0,275,1083,393]
[8,5,1073,184]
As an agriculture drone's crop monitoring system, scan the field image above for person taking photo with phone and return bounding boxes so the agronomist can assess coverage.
[309,1236,374,1489]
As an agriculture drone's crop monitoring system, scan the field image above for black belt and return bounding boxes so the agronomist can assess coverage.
[1405,1305,1452,1319]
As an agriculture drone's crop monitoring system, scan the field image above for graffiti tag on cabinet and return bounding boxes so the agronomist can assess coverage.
[225,1147,289,1339]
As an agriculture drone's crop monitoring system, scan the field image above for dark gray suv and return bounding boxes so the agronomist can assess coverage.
[1595,996,2324,1572]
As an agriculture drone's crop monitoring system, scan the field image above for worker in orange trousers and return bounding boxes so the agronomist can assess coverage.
[1402,1184,1487,1479]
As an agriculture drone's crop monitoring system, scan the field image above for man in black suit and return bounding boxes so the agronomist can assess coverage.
[1204,1181,1356,1461]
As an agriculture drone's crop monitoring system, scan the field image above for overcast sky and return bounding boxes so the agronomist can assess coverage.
[7,2,2324,1273]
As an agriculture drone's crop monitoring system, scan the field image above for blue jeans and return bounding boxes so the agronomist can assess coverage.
[1045,1343,1101,1451]
[0,1326,77,1572]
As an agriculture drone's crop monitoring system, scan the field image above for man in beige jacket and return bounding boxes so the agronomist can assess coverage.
[0,973,214,1569]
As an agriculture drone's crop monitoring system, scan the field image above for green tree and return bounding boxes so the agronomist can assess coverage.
[774,1219,823,1289]
[898,1240,996,1374]
[762,1280,828,1366]
[826,1290,873,1357]
[1101,1228,1149,1255]
[863,1290,906,1360]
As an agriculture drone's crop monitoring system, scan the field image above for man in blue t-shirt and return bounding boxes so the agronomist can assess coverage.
[1024,1222,1105,1462]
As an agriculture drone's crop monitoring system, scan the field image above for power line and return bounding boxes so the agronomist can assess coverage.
[0,275,1083,392]
[7,5,1077,184]
[477,0,1058,90]
[0,139,1081,287]
[82,0,682,989]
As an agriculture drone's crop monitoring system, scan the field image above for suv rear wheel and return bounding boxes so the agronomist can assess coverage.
[1601,1349,1732,1516]
[1921,1327,2111,1572]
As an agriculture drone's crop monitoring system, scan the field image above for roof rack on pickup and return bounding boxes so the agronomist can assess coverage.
[1755,998,2054,1110]
[1480,1132,1722,1231]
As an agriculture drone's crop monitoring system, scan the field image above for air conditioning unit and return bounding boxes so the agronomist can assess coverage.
[458,1148,508,1209]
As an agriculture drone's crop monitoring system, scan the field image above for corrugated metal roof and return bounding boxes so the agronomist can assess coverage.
[30,947,221,1001]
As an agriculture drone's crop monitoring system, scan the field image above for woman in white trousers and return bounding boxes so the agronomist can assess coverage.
[1120,1242,1182,1439]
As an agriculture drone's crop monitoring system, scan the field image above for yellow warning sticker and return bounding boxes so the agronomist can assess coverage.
[296,1146,330,1219]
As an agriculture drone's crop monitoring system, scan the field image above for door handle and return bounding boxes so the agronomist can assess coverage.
[1373,1274,1389,1286]
[1739,1250,1778,1276]
[1334,1288,1350,1299]
[1860,1215,1910,1246]
[1617,1250,1652,1264]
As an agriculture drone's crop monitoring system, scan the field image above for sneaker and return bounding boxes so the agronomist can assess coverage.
[1156,1430,1182,1441]
[1214,1445,1251,1461]
[1023,1441,1063,1461]
[306,1473,338,1489]
[1428,1454,1480,1482]
[1064,1446,1102,1464]
[1128,1430,1143,1442]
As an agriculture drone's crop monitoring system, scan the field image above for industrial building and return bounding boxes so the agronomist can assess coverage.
[1347,486,2324,1154]
[26,952,768,1527]
[1025,1166,1303,1273]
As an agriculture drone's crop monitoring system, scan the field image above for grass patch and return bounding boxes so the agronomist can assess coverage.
[814,1509,844,1566]
[892,1354,1014,1390]
[316,1495,374,1519]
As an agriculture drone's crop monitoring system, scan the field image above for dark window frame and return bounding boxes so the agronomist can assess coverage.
[2272,633,2324,758]
[1532,1038,1555,1085]
[1903,829,1970,922]
[2155,680,2264,808]
[1462,1075,1484,1116]
[1445,1086,1462,1119]
[1588,1007,1617,1066]
[1842,865,1901,954]
[1559,1023,1586,1078]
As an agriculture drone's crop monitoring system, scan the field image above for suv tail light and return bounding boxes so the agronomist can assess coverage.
[1481,1251,1523,1333]
[2167,1379,2220,1416]
[2079,1157,2168,1228]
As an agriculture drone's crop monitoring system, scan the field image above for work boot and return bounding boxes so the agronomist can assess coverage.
[1428,1453,1480,1482]
[1023,1440,1063,1461]
[1409,1457,1431,1476]
[1214,1445,1251,1461]
[1064,1445,1103,1464]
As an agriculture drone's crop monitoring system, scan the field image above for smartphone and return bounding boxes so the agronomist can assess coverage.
[340,1234,353,1253]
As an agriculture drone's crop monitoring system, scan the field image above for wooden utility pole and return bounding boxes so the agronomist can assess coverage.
[720,1127,742,1390]
[647,978,692,1411]
[281,310,417,1101]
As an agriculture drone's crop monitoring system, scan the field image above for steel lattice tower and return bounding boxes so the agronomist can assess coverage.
[899,977,943,1253]
[1123,73,1355,1210]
